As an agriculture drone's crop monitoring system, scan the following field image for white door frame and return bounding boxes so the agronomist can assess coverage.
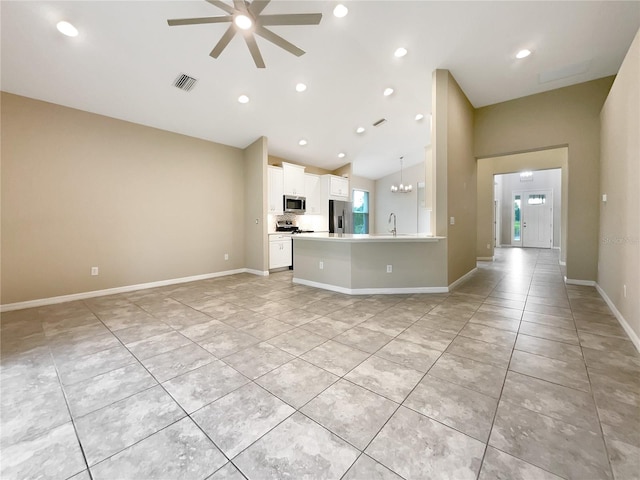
[511,192,523,246]
[522,189,553,248]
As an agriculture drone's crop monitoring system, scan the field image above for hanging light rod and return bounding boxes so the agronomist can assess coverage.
[391,156,412,193]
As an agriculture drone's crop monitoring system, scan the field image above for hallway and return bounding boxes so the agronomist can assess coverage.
[1,248,638,479]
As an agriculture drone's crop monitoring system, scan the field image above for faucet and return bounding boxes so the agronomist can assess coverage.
[388,213,397,236]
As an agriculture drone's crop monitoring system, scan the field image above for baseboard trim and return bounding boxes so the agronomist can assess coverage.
[564,277,596,286]
[477,257,494,262]
[448,268,479,291]
[292,278,448,295]
[246,269,269,277]
[595,284,640,352]
[1,268,252,312]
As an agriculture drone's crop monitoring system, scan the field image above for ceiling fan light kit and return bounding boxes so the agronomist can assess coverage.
[168,0,323,68]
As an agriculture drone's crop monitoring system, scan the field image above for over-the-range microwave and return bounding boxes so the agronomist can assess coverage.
[283,195,306,214]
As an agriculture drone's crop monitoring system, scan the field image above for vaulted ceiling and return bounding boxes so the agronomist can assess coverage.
[2,1,638,178]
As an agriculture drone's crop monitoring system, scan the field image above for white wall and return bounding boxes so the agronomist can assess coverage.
[497,169,561,248]
[374,162,429,234]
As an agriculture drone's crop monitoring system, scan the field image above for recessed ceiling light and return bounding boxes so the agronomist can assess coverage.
[295,83,307,92]
[356,127,365,134]
[298,139,308,146]
[238,95,250,104]
[516,49,532,59]
[56,21,78,37]
[394,47,407,58]
[383,87,394,97]
[415,113,424,121]
[333,4,348,18]
[234,14,253,30]
[338,152,346,158]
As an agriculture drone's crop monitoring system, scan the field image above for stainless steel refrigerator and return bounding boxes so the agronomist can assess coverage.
[329,200,353,234]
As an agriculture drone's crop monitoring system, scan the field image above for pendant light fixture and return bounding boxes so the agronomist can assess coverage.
[390,156,412,193]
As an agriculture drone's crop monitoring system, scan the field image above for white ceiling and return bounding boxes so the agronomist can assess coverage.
[2,1,639,179]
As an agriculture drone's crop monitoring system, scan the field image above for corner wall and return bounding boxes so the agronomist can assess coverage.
[1,92,246,304]
[244,137,269,274]
[433,70,477,285]
[475,77,614,281]
[598,29,640,342]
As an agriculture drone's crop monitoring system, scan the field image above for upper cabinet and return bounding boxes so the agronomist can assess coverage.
[324,174,350,200]
[304,173,321,214]
[268,166,284,214]
[282,162,305,196]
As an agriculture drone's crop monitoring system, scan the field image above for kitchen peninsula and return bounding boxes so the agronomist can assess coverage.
[292,233,447,294]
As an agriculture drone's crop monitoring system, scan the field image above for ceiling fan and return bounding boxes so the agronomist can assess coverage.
[167,0,322,68]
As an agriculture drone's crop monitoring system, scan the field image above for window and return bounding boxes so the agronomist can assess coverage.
[352,189,369,234]
[527,194,546,205]
[514,195,521,242]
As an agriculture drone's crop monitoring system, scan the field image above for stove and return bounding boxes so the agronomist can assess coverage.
[276,220,314,234]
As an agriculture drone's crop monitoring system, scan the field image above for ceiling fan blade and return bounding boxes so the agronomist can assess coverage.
[205,0,235,15]
[255,25,305,57]
[259,13,322,26]
[249,0,270,16]
[233,0,248,13]
[210,25,237,58]
[243,33,266,68]
[168,16,232,26]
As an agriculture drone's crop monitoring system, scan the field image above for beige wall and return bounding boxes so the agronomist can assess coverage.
[1,93,246,304]
[477,148,568,262]
[267,155,331,176]
[244,137,268,273]
[475,77,614,281]
[599,30,640,340]
[374,163,425,235]
[433,70,477,285]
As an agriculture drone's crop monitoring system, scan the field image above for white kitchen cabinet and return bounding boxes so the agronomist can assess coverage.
[329,175,349,198]
[304,173,321,214]
[269,235,292,269]
[268,166,284,214]
[282,162,306,196]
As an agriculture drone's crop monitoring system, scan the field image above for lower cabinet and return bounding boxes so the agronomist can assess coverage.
[269,235,292,269]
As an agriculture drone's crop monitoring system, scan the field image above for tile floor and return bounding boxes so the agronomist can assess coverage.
[1,248,639,479]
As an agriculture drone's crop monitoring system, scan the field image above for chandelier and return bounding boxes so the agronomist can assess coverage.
[390,157,412,193]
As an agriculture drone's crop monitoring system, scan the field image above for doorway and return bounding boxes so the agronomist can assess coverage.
[512,190,553,248]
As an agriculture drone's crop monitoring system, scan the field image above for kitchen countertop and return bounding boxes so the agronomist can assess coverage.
[291,233,444,243]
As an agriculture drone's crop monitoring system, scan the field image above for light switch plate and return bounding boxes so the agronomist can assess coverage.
[450,216,455,225]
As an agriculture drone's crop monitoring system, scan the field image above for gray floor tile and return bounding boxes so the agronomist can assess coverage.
[344,356,423,403]
[605,436,640,480]
[358,315,416,336]
[301,340,370,376]
[459,323,517,348]
[113,321,173,345]
[342,455,403,480]
[413,314,467,334]
[518,321,580,345]
[501,371,600,432]
[162,361,249,413]
[333,326,394,354]
[302,379,398,450]
[490,400,612,480]
[266,327,327,356]
[0,422,86,480]
[366,406,485,480]
[590,370,640,408]
[404,374,498,442]
[55,344,137,386]
[178,319,234,342]
[397,324,456,351]
[256,358,339,408]
[596,395,640,447]
[199,330,260,358]
[374,338,441,373]
[64,362,157,417]
[224,342,295,379]
[192,382,294,458]
[141,343,217,382]
[428,353,507,399]
[126,331,193,360]
[521,311,576,330]
[208,462,246,480]
[239,317,295,340]
[582,346,640,376]
[302,317,354,338]
[468,311,521,332]
[234,412,359,479]
[514,334,584,363]
[478,446,564,480]
[509,350,590,392]
[90,417,226,480]
[271,308,321,326]
[75,385,185,465]
[578,331,638,356]
[446,335,512,368]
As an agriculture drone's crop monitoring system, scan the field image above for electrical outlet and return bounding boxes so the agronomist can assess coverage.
[386,265,392,273]
[91,267,99,276]
[486,243,491,249]
[224,253,229,261]
[319,261,324,270]
[623,284,627,298]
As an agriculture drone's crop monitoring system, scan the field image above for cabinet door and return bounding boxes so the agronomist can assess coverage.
[283,163,306,196]
[268,166,284,214]
[330,176,349,199]
[304,174,320,214]
[269,239,292,268]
